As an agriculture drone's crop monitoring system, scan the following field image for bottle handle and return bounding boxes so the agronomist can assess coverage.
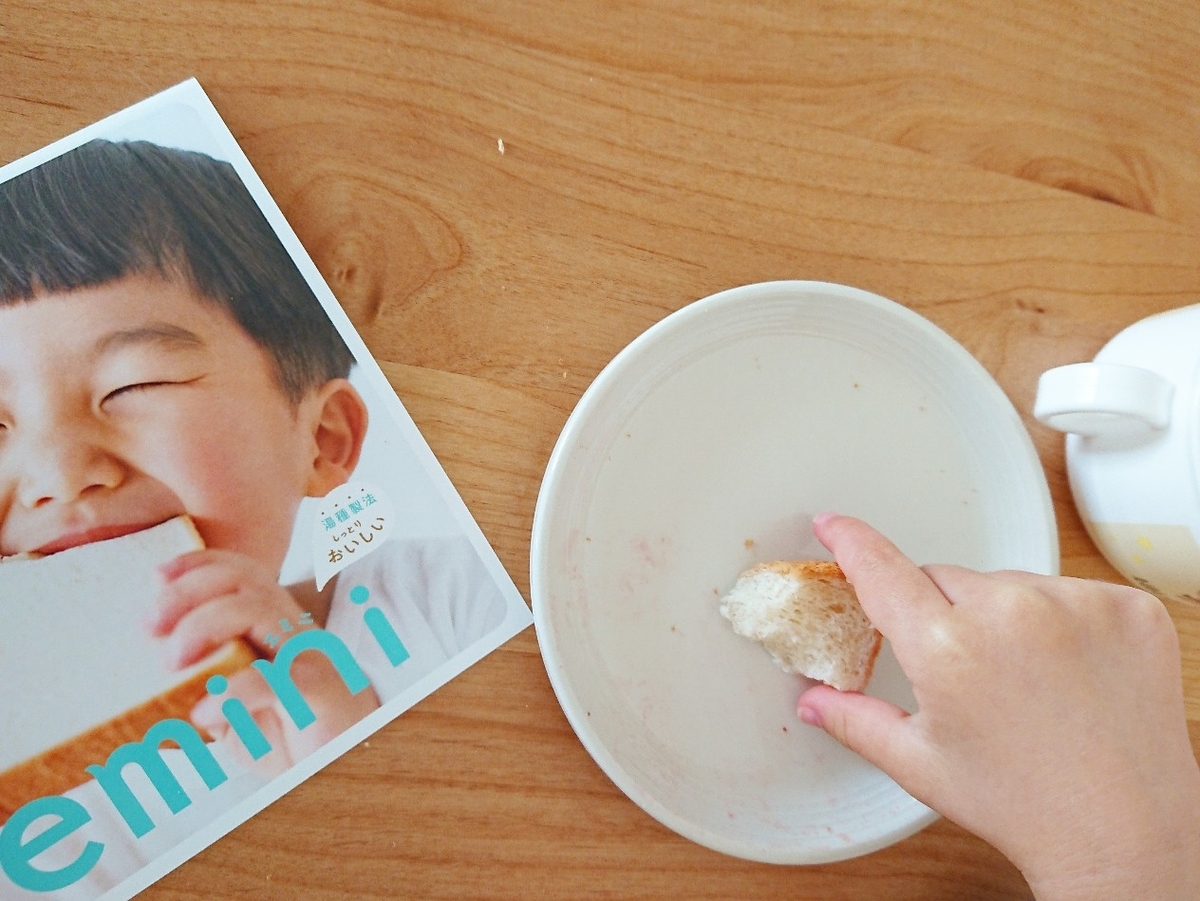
[1034,363,1173,436]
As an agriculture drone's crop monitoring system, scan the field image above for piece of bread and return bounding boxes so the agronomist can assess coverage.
[0,516,255,818]
[718,560,881,691]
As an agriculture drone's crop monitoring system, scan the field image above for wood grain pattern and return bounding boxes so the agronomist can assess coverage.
[2,1,1199,897]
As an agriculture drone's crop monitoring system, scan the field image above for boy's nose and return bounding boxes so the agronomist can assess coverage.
[14,431,125,508]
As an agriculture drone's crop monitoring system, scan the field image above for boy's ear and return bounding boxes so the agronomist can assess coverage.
[304,379,369,497]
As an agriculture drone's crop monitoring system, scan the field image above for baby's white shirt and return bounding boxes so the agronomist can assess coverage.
[325,534,507,699]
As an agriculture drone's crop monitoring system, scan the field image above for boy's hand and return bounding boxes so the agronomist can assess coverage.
[798,514,1200,901]
[147,548,380,775]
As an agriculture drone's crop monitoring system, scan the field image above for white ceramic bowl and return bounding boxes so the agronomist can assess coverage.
[531,281,1057,863]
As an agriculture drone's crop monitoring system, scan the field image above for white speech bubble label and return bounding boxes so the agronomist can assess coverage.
[312,482,396,590]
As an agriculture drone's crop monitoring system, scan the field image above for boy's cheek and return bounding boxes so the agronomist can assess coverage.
[134,410,309,574]
[0,501,36,554]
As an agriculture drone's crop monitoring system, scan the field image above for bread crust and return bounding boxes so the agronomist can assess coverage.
[754,560,847,582]
[0,640,255,818]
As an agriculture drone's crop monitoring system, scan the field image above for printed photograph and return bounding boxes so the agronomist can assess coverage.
[0,81,530,900]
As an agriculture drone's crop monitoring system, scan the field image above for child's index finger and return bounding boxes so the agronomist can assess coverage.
[812,513,950,650]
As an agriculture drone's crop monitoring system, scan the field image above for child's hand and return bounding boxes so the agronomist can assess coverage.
[147,548,380,775]
[798,514,1200,901]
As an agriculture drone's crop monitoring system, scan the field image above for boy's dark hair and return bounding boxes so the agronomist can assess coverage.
[0,139,353,403]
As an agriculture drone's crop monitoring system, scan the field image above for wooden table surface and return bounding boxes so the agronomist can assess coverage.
[4,2,1200,898]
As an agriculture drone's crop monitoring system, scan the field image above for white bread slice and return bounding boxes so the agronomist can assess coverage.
[719,560,881,691]
[0,516,255,817]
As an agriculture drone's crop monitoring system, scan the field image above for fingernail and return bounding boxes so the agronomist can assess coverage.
[159,638,185,671]
[798,704,823,728]
[812,512,838,528]
[190,695,218,726]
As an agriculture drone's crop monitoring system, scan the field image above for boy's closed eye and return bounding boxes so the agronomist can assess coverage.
[96,351,209,412]
[101,376,204,405]
[93,322,211,410]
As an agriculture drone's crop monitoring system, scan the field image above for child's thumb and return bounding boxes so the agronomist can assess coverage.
[797,684,913,776]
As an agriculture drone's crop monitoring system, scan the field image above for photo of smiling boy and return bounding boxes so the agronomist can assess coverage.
[0,137,512,895]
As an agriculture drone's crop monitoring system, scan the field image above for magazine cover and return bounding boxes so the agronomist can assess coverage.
[0,79,533,899]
